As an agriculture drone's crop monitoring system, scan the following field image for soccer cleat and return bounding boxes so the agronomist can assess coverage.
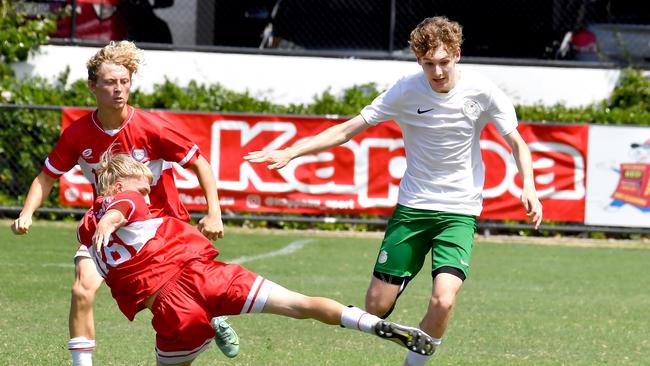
[211,316,240,358]
[374,320,436,356]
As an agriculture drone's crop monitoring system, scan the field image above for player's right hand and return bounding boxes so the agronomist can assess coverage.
[11,216,32,235]
[244,149,293,170]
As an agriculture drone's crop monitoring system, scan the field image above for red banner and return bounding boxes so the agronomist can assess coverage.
[60,108,587,222]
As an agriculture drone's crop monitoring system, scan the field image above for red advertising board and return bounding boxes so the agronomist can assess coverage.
[60,108,587,222]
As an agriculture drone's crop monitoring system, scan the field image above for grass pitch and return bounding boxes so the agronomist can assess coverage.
[1,220,650,365]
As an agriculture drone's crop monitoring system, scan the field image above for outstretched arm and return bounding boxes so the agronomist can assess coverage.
[244,115,371,170]
[187,155,224,241]
[503,129,543,229]
[11,172,57,235]
[92,209,127,254]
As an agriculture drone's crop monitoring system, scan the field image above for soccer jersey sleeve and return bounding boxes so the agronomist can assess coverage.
[43,128,82,178]
[107,191,150,223]
[360,78,405,126]
[486,85,518,136]
[76,192,145,248]
[154,118,201,168]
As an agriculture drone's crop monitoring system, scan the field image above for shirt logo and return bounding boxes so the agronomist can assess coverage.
[462,98,481,120]
[131,148,148,162]
[82,148,93,158]
[417,107,435,114]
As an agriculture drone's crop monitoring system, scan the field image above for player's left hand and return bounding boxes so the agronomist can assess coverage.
[198,214,224,241]
[520,189,543,230]
[92,226,112,254]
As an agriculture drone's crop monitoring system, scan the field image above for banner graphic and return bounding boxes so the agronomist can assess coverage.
[60,108,587,222]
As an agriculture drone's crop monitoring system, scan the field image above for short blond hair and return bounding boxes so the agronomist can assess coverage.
[409,16,464,58]
[95,151,153,195]
[86,41,143,82]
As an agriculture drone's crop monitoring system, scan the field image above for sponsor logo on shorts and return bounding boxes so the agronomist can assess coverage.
[377,250,388,264]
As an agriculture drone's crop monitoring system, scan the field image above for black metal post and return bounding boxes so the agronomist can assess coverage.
[388,0,396,53]
[70,0,78,40]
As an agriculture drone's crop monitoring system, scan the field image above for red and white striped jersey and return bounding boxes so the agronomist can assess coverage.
[77,191,219,320]
[44,107,199,221]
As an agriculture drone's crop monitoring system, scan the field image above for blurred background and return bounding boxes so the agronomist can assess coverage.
[15,0,650,67]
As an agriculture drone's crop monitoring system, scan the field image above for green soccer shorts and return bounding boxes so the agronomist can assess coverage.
[374,204,477,280]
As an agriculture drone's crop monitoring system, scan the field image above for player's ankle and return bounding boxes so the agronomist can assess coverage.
[68,337,95,366]
[340,305,381,333]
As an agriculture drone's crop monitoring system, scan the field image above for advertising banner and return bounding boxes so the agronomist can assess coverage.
[60,108,587,222]
[481,123,587,222]
[585,125,650,227]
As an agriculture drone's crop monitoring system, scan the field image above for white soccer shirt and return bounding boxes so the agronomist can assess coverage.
[360,68,518,216]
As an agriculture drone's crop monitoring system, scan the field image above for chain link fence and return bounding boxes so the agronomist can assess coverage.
[15,0,650,66]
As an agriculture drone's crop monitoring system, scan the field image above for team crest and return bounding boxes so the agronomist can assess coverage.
[377,250,388,264]
[462,98,481,120]
[131,148,148,162]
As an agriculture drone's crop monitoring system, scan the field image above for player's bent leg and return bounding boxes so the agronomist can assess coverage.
[68,255,103,366]
[365,275,402,318]
[399,272,463,365]
[70,256,103,339]
[419,272,463,339]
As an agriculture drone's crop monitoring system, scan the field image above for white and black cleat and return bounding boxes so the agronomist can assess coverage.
[374,320,435,355]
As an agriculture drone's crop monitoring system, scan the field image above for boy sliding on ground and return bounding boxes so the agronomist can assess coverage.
[77,152,436,365]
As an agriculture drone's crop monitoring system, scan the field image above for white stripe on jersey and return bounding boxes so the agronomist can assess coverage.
[90,107,135,135]
[44,157,68,175]
[178,144,199,166]
[107,198,137,221]
[114,218,164,253]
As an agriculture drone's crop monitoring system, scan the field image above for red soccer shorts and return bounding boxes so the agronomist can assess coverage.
[151,259,274,364]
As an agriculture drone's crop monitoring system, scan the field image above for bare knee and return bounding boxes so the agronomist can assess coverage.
[365,276,401,318]
[71,280,98,308]
[365,296,395,317]
[429,293,456,315]
[71,260,102,307]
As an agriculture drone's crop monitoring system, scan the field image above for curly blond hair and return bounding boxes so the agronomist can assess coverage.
[95,151,153,196]
[86,41,143,82]
[409,16,464,58]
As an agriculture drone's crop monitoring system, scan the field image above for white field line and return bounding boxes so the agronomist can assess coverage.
[229,239,315,264]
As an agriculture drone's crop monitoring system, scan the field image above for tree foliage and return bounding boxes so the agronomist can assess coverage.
[0,0,58,78]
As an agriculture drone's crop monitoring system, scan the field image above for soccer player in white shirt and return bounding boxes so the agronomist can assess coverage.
[245,16,543,366]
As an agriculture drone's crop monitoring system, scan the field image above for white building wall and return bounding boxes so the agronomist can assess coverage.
[13,45,623,108]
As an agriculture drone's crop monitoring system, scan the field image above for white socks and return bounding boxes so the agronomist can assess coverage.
[340,306,381,333]
[402,337,441,366]
[68,337,95,366]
